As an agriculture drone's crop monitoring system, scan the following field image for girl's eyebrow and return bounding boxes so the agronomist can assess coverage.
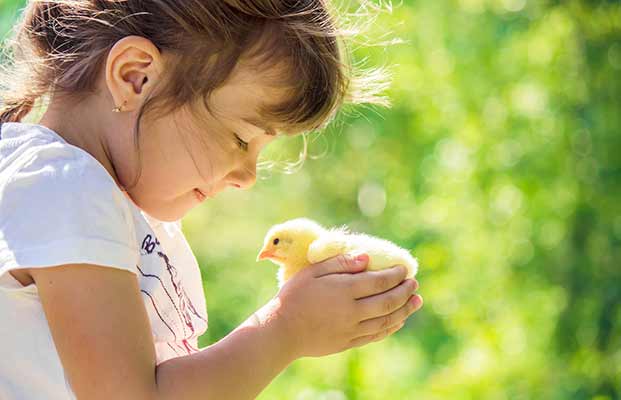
[241,116,278,136]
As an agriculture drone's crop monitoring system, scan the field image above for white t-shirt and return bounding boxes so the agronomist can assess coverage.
[0,122,208,399]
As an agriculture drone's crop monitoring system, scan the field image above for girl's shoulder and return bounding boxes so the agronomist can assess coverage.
[0,121,120,195]
[0,121,72,156]
[0,122,140,284]
[0,120,134,234]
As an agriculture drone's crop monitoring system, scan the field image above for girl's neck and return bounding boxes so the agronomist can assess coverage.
[37,94,128,192]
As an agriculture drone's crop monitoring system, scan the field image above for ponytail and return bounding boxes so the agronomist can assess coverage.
[0,1,52,124]
[0,96,36,123]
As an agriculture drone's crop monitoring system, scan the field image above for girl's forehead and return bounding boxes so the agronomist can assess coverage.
[228,58,291,98]
[240,115,278,136]
[207,62,291,132]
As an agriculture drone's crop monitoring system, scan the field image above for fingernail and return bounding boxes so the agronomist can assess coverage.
[410,295,423,309]
[355,254,368,264]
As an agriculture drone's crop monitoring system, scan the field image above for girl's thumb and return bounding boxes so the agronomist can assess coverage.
[310,252,369,278]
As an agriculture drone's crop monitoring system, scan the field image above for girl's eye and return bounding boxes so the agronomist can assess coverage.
[234,133,249,151]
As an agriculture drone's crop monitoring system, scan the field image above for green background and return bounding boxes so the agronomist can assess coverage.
[1,0,619,399]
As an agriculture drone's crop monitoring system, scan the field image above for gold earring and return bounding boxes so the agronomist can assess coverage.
[112,100,127,113]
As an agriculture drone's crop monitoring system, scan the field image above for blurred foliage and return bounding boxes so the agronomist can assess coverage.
[2,0,620,399]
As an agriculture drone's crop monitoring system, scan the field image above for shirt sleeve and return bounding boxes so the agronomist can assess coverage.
[0,145,140,281]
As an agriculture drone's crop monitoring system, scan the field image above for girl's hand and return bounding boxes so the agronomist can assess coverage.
[273,253,423,358]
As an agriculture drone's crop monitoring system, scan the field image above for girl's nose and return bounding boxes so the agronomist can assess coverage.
[227,164,257,190]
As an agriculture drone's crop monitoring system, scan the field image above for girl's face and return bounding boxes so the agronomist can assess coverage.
[102,37,285,222]
[117,64,281,222]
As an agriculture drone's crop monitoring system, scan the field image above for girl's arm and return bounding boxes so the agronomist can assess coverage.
[155,298,297,400]
[31,256,417,400]
[29,263,297,400]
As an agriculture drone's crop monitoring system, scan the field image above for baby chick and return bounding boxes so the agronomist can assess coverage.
[256,217,418,289]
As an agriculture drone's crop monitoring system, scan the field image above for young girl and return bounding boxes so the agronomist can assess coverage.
[0,1,423,399]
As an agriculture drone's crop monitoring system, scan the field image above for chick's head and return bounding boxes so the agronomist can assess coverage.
[256,218,326,271]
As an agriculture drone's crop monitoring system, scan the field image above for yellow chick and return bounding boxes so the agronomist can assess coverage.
[256,217,419,289]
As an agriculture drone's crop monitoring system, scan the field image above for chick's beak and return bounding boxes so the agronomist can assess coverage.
[256,248,275,261]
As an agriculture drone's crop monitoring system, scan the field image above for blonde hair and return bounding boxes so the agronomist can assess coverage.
[0,0,392,183]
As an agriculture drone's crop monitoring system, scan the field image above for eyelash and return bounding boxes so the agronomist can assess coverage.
[234,133,249,151]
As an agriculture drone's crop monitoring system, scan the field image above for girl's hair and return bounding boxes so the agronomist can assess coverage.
[0,0,391,183]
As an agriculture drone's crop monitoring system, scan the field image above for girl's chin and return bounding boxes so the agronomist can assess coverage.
[124,193,188,223]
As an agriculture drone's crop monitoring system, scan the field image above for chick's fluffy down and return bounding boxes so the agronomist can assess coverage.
[306,226,418,279]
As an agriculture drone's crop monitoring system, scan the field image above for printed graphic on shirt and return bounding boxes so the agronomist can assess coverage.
[137,232,207,357]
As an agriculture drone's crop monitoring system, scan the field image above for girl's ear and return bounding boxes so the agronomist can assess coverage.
[105,35,164,113]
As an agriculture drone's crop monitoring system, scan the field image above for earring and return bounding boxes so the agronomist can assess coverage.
[112,100,127,113]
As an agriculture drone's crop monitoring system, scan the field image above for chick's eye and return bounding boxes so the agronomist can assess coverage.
[234,133,249,151]
[273,238,280,245]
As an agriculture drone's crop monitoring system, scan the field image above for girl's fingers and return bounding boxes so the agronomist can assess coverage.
[355,294,423,337]
[347,265,410,299]
[348,319,406,349]
[354,278,418,321]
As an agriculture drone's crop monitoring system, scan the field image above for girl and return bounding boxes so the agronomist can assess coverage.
[0,1,423,399]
